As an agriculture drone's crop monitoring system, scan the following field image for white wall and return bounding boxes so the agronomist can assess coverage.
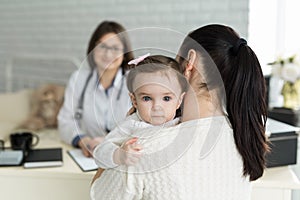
[0,0,249,92]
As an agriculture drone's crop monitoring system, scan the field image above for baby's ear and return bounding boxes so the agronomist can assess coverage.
[129,93,137,108]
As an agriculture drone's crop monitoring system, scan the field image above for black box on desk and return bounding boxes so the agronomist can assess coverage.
[266,131,298,168]
[268,107,300,127]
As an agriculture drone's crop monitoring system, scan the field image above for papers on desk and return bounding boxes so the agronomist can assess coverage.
[0,150,23,166]
[68,149,98,172]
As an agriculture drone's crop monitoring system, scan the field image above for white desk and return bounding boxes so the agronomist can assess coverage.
[1,129,300,200]
[251,118,300,200]
[252,166,300,200]
[0,130,95,200]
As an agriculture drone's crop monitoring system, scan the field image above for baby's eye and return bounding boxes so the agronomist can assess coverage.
[112,47,122,52]
[163,96,172,101]
[142,96,152,101]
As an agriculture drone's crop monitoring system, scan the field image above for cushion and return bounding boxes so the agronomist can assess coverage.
[0,122,19,140]
[0,89,32,125]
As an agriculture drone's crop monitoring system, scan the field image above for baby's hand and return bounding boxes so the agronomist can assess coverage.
[113,137,143,166]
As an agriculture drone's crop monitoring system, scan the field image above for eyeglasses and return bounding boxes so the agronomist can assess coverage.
[96,44,124,55]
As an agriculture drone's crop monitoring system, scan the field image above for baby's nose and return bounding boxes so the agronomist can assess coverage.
[152,102,162,110]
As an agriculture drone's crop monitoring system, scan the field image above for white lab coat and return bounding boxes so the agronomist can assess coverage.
[58,67,132,145]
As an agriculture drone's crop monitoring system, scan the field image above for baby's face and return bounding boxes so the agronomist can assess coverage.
[131,73,184,125]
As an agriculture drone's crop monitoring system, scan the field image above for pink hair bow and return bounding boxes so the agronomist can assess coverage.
[128,53,150,65]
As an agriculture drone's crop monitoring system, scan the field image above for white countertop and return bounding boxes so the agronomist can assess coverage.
[266,118,300,136]
[0,129,95,180]
[253,166,300,190]
[2,127,300,191]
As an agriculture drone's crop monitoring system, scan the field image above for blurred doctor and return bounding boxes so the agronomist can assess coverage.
[58,21,134,157]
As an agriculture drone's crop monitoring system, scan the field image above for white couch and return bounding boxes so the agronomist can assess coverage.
[0,89,33,141]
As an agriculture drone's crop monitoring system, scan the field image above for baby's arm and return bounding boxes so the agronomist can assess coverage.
[93,119,143,169]
[93,126,128,169]
[113,137,142,166]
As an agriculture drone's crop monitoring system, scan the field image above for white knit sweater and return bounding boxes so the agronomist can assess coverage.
[93,113,180,169]
[91,116,251,200]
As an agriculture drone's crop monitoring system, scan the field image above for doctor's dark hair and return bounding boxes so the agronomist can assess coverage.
[87,21,134,71]
[178,24,268,181]
[127,55,188,94]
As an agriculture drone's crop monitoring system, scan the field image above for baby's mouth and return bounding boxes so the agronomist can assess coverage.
[151,115,164,118]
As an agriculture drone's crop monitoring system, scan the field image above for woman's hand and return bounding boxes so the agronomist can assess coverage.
[113,137,142,166]
[89,136,105,151]
[78,136,105,157]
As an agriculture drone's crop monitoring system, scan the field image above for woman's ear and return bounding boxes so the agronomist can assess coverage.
[129,93,137,108]
[176,92,186,109]
[184,49,197,78]
[187,49,197,69]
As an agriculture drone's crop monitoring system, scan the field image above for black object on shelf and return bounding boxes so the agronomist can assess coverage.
[268,107,300,127]
[264,76,299,168]
[264,75,270,108]
[266,131,298,168]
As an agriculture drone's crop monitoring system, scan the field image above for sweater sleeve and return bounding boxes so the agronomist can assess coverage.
[93,118,135,169]
[90,167,144,200]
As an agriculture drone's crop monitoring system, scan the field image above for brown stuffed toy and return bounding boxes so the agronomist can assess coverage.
[18,84,65,131]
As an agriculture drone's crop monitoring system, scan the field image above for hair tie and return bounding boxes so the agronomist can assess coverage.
[128,53,150,65]
[232,38,247,55]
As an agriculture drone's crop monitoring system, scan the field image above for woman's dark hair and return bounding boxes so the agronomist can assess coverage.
[87,21,134,72]
[178,24,268,181]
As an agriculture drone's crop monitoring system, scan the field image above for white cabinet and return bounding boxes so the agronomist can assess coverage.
[252,166,300,200]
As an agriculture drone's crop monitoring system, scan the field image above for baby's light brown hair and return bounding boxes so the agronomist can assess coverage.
[127,55,188,94]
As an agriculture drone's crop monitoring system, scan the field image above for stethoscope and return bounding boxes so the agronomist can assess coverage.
[74,69,125,121]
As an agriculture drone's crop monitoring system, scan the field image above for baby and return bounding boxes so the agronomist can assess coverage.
[93,54,188,168]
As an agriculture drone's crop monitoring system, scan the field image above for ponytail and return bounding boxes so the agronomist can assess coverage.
[183,24,269,181]
[227,44,268,181]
